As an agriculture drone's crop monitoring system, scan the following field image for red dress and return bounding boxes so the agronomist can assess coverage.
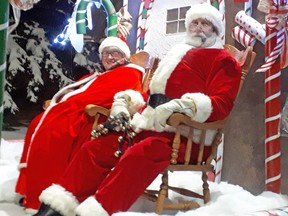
[15,64,144,210]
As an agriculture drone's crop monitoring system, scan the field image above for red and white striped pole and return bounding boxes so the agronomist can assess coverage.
[256,1,288,192]
[263,24,282,193]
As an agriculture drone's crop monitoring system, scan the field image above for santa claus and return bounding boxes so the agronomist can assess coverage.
[33,3,242,216]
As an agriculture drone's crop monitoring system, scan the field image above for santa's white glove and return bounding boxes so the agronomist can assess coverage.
[154,98,197,132]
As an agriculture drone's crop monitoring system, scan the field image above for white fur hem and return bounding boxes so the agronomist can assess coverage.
[75,196,109,216]
[181,93,212,122]
[18,163,27,170]
[25,208,37,215]
[39,184,79,216]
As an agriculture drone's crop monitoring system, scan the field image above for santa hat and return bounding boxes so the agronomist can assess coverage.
[99,37,131,59]
[185,3,224,36]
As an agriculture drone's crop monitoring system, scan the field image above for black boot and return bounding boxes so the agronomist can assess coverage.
[32,203,64,216]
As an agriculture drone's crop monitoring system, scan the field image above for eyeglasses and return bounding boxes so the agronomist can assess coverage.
[101,50,124,58]
[189,21,212,29]
[189,18,213,30]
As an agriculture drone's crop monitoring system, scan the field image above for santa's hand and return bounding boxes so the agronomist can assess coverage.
[154,98,197,132]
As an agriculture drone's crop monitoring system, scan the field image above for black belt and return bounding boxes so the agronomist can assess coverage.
[147,94,172,108]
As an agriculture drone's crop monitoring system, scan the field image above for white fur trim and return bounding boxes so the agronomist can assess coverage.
[99,37,130,59]
[132,105,215,146]
[18,163,27,170]
[50,72,99,106]
[39,184,79,216]
[75,196,109,216]
[131,106,156,132]
[25,208,37,214]
[181,93,212,122]
[114,90,145,115]
[149,44,192,94]
[185,3,224,36]
[149,40,223,95]
[126,63,145,75]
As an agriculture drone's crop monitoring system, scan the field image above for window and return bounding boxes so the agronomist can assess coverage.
[166,6,190,34]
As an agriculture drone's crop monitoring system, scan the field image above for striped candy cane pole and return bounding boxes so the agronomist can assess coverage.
[218,0,226,44]
[122,0,128,8]
[214,134,224,183]
[136,0,154,52]
[75,0,89,34]
[244,0,252,16]
[256,4,288,192]
[76,0,117,36]
[213,0,225,183]
[0,0,9,147]
[210,0,219,9]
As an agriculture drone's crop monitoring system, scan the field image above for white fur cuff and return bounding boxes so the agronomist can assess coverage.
[75,196,109,216]
[39,184,79,216]
[181,93,212,122]
[114,89,145,115]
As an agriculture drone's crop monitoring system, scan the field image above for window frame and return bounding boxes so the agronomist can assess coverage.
[165,6,190,35]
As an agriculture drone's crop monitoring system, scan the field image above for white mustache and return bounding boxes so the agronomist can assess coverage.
[190,32,207,41]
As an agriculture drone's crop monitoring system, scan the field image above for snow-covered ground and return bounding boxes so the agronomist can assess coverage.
[0,138,287,216]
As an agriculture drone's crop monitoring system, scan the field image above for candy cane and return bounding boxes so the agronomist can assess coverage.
[213,0,225,182]
[8,0,40,11]
[235,10,266,44]
[244,0,252,16]
[232,26,256,47]
[0,0,9,147]
[218,0,226,44]
[122,0,128,8]
[76,0,117,36]
[256,3,288,193]
[136,0,154,52]
[214,134,224,183]
[210,0,219,9]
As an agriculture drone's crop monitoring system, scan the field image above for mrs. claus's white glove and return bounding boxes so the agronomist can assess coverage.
[154,98,197,132]
[110,90,145,117]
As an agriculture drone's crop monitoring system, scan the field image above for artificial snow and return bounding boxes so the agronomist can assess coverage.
[0,138,287,216]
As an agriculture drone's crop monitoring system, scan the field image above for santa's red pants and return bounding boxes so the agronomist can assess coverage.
[58,130,211,215]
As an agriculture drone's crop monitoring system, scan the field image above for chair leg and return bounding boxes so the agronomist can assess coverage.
[155,170,168,214]
[202,171,210,203]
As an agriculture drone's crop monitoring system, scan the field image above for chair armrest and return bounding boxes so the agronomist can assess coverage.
[85,104,110,117]
[42,100,51,110]
[167,113,226,130]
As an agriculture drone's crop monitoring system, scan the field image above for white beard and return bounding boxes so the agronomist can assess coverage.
[185,32,218,48]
